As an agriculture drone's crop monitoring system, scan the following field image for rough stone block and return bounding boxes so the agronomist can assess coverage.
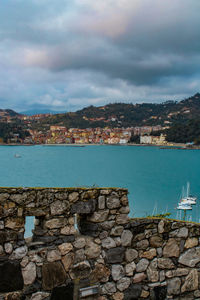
[0,193,9,202]
[98,196,105,209]
[106,195,120,209]
[178,247,200,267]
[32,236,56,244]
[125,262,136,276]
[61,253,74,272]
[89,263,110,283]
[42,262,66,290]
[55,192,68,200]
[165,268,189,278]
[167,277,181,295]
[111,265,124,281]
[60,235,75,243]
[50,200,68,216]
[141,248,157,260]
[117,277,131,291]
[85,240,101,259]
[124,284,142,300]
[87,210,109,223]
[112,292,124,300]
[184,237,198,249]
[158,258,175,269]
[181,269,198,293]
[121,230,133,247]
[68,192,79,202]
[116,214,129,225]
[120,195,128,206]
[22,262,37,285]
[136,258,149,272]
[71,199,96,214]
[132,272,146,283]
[106,247,125,263]
[102,237,116,249]
[45,218,66,229]
[69,261,91,280]
[163,238,180,258]
[0,230,18,244]
[47,250,61,262]
[31,291,50,300]
[136,239,149,250]
[81,190,98,200]
[9,246,27,260]
[5,218,24,230]
[3,291,24,300]
[101,282,116,295]
[125,249,138,262]
[58,243,73,255]
[170,227,188,238]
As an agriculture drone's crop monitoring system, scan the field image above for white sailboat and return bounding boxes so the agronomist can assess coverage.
[181,182,197,205]
[176,182,197,220]
[177,202,192,210]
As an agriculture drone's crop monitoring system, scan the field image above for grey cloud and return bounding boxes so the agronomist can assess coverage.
[0,0,200,111]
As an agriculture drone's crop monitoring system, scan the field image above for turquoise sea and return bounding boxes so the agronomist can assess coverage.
[0,145,200,225]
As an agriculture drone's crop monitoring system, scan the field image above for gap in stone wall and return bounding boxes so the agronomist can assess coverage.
[78,214,100,237]
[24,216,35,239]
[74,213,79,234]
[50,283,74,300]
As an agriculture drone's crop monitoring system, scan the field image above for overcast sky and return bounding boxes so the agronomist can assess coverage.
[0,0,200,112]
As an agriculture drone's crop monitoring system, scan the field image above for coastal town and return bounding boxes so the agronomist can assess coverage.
[26,124,166,145]
[0,109,190,146]
[1,93,200,146]
[0,110,167,145]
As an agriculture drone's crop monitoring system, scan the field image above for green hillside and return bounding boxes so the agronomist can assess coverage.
[29,93,200,130]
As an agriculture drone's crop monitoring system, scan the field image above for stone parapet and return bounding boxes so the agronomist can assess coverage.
[0,187,200,299]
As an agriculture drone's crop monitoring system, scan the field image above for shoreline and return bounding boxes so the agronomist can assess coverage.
[0,142,200,149]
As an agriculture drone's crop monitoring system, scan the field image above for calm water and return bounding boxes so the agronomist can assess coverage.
[0,145,200,224]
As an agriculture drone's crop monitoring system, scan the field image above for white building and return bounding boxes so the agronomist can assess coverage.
[140,135,153,144]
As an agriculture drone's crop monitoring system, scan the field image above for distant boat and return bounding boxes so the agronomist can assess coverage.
[176,182,197,221]
[177,202,192,210]
[14,153,21,158]
[181,182,197,205]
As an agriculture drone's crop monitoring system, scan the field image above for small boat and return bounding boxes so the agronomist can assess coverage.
[181,182,197,205]
[177,202,192,210]
[182,197,196,205]
[14,153,21,158]
[176,182,197,221]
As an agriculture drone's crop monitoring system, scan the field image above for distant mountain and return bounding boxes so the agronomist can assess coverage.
[1,93,200,130]
[0,109,21,117]
[29,93,200,130]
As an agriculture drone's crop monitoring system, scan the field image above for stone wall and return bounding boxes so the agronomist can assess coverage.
[0,187,200,300]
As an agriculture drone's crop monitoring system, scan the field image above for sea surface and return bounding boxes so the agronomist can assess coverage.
[0,145,200,235]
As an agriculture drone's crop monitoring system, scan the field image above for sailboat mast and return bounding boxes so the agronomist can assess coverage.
[183,209,186,221]
[187,182,190,197]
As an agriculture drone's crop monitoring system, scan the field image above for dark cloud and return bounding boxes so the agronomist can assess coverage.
[0,0,200,111]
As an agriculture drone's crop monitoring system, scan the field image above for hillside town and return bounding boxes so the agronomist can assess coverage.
[0,110,168,145]
[3,123,166,145]
[2,93,200,146]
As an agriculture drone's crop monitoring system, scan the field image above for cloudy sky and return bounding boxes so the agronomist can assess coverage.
[0,0,200,112]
